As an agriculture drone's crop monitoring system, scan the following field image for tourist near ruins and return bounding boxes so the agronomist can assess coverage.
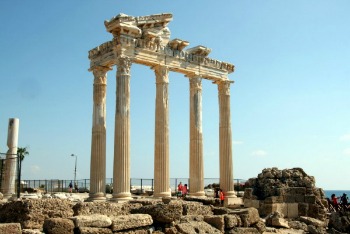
[0,12,349,234]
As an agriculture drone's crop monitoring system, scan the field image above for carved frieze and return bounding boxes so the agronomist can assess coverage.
[89,13,235,80]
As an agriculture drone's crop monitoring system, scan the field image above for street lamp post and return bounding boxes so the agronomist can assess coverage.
[71,154,77,185]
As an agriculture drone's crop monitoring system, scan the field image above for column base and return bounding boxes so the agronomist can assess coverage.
[153,191,171,198]
[225,197,244,208]
[110,192,132,202]
[189,191,206,197]
[87,192,106,202]
[225,191,237,198]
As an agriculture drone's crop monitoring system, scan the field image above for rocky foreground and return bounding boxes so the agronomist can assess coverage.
[0,168,349,233]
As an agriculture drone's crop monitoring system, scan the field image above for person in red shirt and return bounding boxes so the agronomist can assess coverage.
[219,189,225,206]
[182,184,188,197]
[331,194,340,211]
[177,182,183,198]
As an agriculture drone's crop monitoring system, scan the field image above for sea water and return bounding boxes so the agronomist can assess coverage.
[324,190,350,199]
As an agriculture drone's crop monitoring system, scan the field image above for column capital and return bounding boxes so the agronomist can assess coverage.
[90,66,112,85]
[116,56,132,75]
[215,80,234,96]
[189,76,202,92]
[153,65,169,84]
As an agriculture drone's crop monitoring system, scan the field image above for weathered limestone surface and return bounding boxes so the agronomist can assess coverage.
[0,196,337,233]
[0,223,21,234]
[110,214,153,231]
[78,227,113,234]
[244,167,327,220]
[72,214,112,228]
[43,218,74,234]
[131,201,182,223]
[175,221,222,234]
[22,229,42,234]
[329,211,350,233]
[0,199,73,229]
[73,201,141,216]
[182,201,213,216]
[204,215,225,233]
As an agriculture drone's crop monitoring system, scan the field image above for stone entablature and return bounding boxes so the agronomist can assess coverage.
[88,13,234,81]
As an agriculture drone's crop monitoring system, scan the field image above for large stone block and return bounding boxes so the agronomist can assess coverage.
[0,199,73,229]
[287,203,299,218]
[175,221,222,233]
[73,201,142,216]
[230,207,260,227]
[305,195,316,204]
[224,214,242,229]
[110,214,152,232]
[78,227,113,234]
[43,218,74,234]
[260,203,287,217]
[0,223,21,234]
[203,215,225,232]
[182,201,213,216]
[298,203,309,217]
[131,201,182,223]
[72,214,112,228]
[244,199,260,209]
[264,196,283,204]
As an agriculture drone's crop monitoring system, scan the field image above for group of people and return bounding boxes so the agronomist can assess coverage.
[177,182,188,198]
[176,182,225,206]
[68,181,79,193]
[329,193,349,211]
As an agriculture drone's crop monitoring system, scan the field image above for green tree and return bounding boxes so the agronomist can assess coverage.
[17,147,29,162]
[16,147,29,197]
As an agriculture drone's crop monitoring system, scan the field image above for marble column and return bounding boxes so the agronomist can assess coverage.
[217,80,236,198]
[153,65,171,198]
[88,66,111,201]
[2,118,19,199]
[189,76,205,197]
[112,56,132,201]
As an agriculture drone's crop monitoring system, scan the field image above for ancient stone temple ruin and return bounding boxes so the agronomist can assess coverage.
[88,13,236,203]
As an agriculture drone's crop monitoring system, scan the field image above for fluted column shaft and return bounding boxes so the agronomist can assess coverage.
[217,80,235,198]
[153,65,170,198]
[189,76,205,197]
[2,118,19,199]
[112,56,132,201]
[89,66,110,201]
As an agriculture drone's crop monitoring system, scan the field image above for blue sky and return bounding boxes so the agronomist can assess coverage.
[0,1,349,190]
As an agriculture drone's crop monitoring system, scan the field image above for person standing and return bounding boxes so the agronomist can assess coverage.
[177,182,183,198]
[219,189,225,206]
[182,184,188,197]
[68,181,73,193]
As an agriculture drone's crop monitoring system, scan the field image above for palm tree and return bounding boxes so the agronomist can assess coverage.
[16,147,29,198]
[17,147,29,162]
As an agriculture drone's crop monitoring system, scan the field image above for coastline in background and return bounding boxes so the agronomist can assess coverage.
[324,190,350,199]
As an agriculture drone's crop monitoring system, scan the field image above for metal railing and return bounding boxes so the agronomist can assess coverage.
[21,178,246,194]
